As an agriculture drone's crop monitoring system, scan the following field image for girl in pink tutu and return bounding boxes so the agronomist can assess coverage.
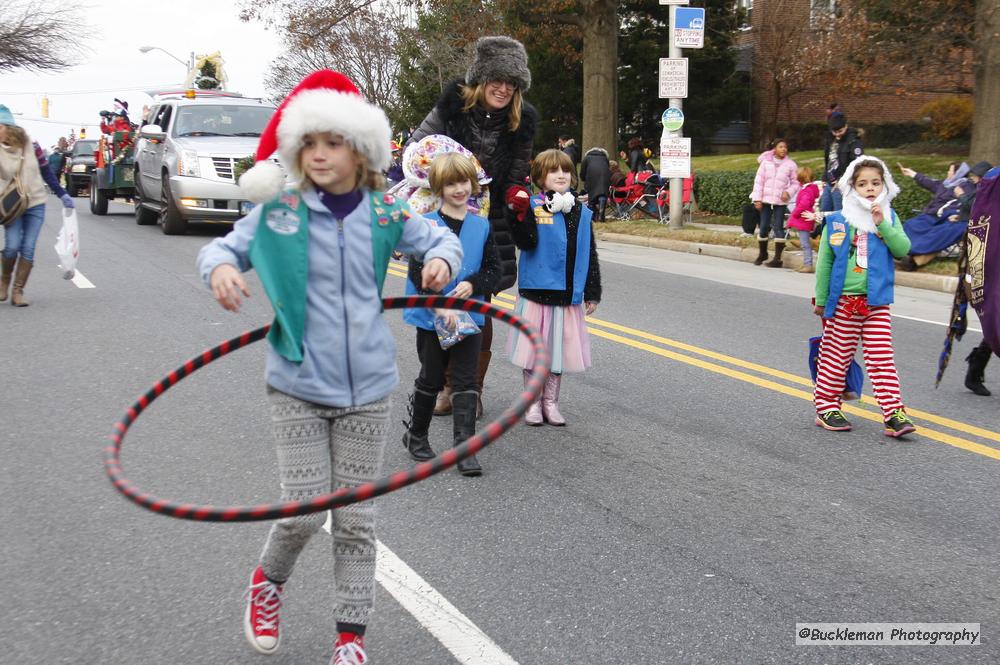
[508,148,602,425]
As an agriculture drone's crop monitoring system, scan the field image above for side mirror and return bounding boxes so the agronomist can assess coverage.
[140,124,165,141]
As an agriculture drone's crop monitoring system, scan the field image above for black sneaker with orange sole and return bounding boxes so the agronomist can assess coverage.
[815,410,852,431]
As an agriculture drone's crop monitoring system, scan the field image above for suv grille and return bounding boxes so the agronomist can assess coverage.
[212,157,236,179]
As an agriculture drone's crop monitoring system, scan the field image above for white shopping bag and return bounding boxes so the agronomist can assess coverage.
[53,207,79,280]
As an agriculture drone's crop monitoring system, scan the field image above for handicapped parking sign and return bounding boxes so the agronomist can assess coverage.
[674,7,705,49]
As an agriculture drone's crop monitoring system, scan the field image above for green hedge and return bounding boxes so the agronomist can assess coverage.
[695,169,933,217]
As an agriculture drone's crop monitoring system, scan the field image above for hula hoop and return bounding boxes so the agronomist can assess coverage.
[104,295,549,522]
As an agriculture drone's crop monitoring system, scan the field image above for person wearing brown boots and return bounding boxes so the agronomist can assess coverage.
[402,153,500,475]
[508,150,601,426]
[0,108,75,307]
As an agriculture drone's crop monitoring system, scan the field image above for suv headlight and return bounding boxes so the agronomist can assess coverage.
[178,149,201,177]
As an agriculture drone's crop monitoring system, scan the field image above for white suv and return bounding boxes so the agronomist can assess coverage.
[134,91,275,234]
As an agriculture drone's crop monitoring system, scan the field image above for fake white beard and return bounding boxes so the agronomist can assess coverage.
[840,188,890,235]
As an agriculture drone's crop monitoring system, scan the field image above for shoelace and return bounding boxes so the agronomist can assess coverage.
[244,580,282,631]
[331,641,368,665]
[889,409,910,424]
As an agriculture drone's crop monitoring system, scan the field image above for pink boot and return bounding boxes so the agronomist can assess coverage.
[523,370,543,426]
[541,374,566,426]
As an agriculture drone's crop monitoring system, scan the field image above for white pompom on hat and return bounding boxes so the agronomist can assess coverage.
[239,70,393,203]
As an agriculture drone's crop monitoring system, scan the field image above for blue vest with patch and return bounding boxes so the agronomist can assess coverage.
[824,210,897,318]
[517,195,592,304]
[403,211,489,330]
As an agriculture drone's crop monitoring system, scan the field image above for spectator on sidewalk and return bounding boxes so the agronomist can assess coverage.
[750,138,799,267]
[787,166,821,273]
[558,134,580,172]
[580,146,610,222]
[821,114,863,212]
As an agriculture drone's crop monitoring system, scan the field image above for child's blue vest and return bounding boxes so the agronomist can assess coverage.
[517,195,593,305]
[403,211,490,330]
[823,210,897,318]
[248,189,407,362]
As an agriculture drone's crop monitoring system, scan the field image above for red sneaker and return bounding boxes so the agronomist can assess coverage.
[243,565,283,655]
[331,632,369,665]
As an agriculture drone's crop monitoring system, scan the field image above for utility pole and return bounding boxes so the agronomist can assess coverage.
[667,4,683,229]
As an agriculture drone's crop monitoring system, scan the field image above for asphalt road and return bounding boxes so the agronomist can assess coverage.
[4,198,998,664]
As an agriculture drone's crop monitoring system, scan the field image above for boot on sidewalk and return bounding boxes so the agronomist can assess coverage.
[522,369,543,426]
[965,343,993,396]
[11,258,33,307]
[541,373,566,426]
[433,382,453,416]
[475,350,492,420]
[753,239,769,266]
[402,389,437,460]
[765,240,785,268]
[451,390,482,476]
[0,256,15,302]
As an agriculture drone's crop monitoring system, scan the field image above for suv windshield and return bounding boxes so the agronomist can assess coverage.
[172,105,274,138]
[73,140,98,155]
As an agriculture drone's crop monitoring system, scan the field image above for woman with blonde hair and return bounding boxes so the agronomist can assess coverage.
[406,36,538,419]
[0,105,75,306]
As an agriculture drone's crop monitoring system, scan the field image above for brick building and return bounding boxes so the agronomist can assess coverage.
[734,0,973,147]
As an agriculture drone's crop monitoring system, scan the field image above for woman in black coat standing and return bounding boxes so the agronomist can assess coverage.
[407,35,538,418]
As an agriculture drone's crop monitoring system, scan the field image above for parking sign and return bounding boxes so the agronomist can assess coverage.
[658,58,688,99]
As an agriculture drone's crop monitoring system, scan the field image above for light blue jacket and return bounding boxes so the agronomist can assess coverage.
[197,185,462,407]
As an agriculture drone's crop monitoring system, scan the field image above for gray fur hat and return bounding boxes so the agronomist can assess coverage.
[466,36,531,92]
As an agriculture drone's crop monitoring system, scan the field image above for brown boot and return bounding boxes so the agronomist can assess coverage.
[753,239,769,265]
[765,241,785,268]
[11,258,32,307]
[475,350,492,420]
[433,383,453,416]
[0,256,14,302]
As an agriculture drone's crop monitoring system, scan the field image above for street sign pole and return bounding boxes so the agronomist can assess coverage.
[668,4,683,229]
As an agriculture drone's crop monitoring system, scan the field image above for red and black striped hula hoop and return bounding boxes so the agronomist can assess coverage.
[104,295,549,522]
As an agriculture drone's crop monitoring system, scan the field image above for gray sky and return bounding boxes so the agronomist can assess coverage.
[0,1,284,147]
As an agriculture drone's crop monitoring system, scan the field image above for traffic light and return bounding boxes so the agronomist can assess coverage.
[41,96,49,118]
[79,128,86,139]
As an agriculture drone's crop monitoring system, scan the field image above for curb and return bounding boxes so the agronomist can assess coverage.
[596,231,958,295]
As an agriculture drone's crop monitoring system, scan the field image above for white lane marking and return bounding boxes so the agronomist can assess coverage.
[322,516,519,664]
[894,313,981,333]
[70,271,95,289]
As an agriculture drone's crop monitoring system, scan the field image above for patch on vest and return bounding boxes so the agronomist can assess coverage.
[829,231,846,247]
[265,207,301,235]
[533,206,554,224]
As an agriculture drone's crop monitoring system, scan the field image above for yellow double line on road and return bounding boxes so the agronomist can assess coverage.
[388,263,1000,460]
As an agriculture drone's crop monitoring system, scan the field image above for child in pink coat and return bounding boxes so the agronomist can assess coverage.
[750,139,799,267]
[786,166,821,273]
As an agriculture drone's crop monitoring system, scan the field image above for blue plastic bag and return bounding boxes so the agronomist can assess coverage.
[808,335,864,400]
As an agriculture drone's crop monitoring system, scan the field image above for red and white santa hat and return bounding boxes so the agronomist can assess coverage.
[239,70,393,203]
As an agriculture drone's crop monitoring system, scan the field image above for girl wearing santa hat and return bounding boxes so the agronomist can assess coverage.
[197,70,462,665]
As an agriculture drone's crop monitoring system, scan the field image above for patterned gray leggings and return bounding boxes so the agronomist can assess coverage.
[260,388,391,627]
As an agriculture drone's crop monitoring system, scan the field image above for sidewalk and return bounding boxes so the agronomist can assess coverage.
[596,222,959,295]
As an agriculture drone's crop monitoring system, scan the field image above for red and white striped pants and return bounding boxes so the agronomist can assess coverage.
[814,295,904,418]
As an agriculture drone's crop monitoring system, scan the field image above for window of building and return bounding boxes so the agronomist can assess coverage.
[810,0,838,28]
[736,0,753,31]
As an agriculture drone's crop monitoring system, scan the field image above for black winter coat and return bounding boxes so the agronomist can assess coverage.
[408,79,538,292]
[579,148,611,200]
[822,127,864,185]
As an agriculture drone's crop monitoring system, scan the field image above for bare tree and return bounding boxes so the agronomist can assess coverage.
[0,1,87,73]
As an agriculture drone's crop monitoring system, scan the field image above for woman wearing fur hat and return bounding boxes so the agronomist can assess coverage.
[197,70,462,665]
[0,106,76,306]
[407,35,538,418]
[813,156,917,439]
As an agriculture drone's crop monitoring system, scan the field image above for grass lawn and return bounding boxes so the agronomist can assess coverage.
[690,149,967,177]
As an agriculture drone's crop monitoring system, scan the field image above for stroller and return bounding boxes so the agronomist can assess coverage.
[609,170,668,222]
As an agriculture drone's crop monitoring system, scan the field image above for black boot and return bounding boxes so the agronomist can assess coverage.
[451,390,482,476]
[965,343,993,396]
[597,197,607,223]
[765,241,785,268]
[754,239,769,265]
[402,389,437,460]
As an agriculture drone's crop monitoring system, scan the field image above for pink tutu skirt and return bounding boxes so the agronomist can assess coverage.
[506,298,592,373]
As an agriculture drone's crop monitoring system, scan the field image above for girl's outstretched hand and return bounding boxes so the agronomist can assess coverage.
[210,264,250,312]
[422,258,452,292]
[813,305,824,316]
[585,301,598,315]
